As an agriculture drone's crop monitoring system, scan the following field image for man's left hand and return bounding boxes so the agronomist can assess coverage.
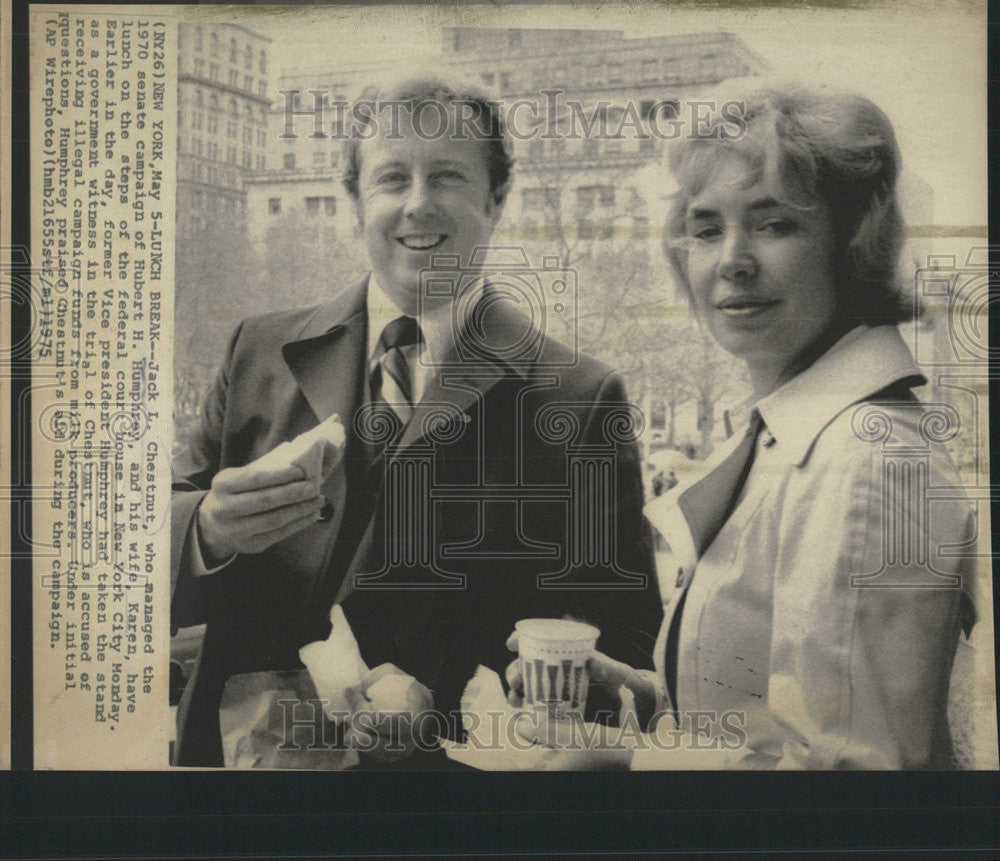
[344,664,435,762]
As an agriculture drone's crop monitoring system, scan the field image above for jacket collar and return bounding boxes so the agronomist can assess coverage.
[755,324,926,467]
[280,278,370,425]
[281,276,534,452]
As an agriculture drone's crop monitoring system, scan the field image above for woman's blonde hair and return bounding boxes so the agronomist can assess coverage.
[664,80,913,325]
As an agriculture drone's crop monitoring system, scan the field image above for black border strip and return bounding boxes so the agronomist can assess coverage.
[10,0,33,772]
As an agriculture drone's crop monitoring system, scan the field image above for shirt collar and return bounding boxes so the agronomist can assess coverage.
[366,274,484,366]
[754,324,926,467]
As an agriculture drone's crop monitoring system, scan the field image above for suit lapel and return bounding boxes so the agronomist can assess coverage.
[280,279,368,427]
[275,280,369,614]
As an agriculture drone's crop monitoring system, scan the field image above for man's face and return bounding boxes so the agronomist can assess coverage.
[353,105,505,316]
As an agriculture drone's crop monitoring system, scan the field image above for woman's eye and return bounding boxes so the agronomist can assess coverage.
[435,170,466,183]
[758,219,794,236]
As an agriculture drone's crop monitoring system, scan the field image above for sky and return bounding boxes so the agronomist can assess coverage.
[191,1,986,226]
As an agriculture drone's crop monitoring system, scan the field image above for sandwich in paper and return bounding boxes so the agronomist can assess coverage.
[252,413,346,485]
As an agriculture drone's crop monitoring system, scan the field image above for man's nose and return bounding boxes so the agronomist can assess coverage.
[717,230,756,282]
[403,177,439,218]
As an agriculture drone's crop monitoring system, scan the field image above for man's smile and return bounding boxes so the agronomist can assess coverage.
[396,234,448,250]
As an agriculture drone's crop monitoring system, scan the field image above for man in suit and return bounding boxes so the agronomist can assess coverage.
[171,72,661,766]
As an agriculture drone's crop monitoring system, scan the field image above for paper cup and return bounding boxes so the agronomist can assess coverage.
[516,618,600,720]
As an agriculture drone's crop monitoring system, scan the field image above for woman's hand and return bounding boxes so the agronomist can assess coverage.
[503,630,658,722]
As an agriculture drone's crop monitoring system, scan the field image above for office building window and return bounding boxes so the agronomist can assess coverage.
[313,151,326,167]
[283,153,296,170]
[268,198,281,215]
[522,187,560,211]
[576,185,614,209]
[305,196,336,216]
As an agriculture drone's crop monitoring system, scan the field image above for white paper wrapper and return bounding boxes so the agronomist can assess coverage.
[441,666,552,770]
[442,667,645,770]
[298,604,369,720]
[253,413,346,484]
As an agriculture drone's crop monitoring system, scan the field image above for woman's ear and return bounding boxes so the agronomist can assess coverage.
[487,181,510,224]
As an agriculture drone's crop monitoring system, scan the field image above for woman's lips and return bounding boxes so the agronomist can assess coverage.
[715,297,781,318]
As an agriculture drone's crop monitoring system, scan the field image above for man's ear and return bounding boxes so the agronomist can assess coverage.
[486,181,510,225]
[351,196,365,233]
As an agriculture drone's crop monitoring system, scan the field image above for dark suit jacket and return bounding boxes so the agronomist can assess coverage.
[171,279,661,765]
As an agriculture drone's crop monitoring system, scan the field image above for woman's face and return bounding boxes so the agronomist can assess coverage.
[682,155,840,395]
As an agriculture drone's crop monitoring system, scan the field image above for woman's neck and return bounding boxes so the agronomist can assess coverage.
[748,319,859,399]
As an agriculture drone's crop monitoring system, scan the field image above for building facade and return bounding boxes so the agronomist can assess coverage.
[176,22,272,239]
[246,28,768,252]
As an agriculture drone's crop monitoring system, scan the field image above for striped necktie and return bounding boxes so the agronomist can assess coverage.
[369,315,423,429]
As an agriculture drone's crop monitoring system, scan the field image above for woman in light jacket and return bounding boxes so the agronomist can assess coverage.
[507,81,977,770]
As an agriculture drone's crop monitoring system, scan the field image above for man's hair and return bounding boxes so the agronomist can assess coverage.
[663,79,913,325]
[342,71,513,204]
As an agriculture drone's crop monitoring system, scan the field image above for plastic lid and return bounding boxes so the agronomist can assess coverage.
[515,618,600,642]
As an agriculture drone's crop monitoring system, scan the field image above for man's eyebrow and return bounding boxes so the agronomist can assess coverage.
[366,159,408,173]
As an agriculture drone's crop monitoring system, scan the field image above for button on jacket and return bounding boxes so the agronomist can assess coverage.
[645,325,977,770]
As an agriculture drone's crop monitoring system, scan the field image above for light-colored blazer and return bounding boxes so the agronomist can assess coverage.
[645,325,977,770]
